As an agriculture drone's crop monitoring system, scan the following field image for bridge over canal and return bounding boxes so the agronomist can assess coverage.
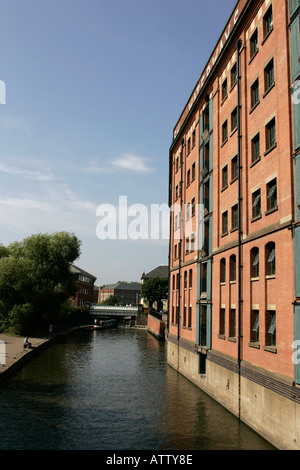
[89,305,139,319]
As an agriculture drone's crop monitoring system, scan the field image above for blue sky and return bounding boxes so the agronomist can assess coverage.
[0,0,236,285]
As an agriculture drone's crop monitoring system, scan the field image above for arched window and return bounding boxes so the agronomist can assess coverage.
[184,271,187,289]
[265,242,275,276]
[250,247,259,278]
[189,269,193,288]
[230,254,236,282]
[220,258,226,283]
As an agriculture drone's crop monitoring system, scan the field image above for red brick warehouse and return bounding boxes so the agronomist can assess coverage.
[167,0,300,450]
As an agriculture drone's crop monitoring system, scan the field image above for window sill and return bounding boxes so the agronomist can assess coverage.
[230,127,237,138]
[248,341,260,349]
[249,49,259,65]
[230,227,238,233]
[228,336,236,343]
[251,276,259,282]
[218,334,226,340]
[221,184,228,193]
[261,26,273,46]
[263,345,277,353]
[263,81,275,99]
[230,81,237,93]
[264,143,277,156]
[221,95,228,106]
[221,231,228,238]
[221,138,228,148]
[230,280,236,285]
[265,274,276,280]
[230,176,238,184]
[265,206,278,216]
[249,100,260,114]
[251,214,262,223]
[250,156,261,168]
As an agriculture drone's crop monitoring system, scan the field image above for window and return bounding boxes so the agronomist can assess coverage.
[172,274,175,291]
[252,189,261,219]
[192,129,196,148]
[175,185,178,200]
[189,269,193,288]
[204,142,209,170]
[188,306,192,328]
[222,120,228,143]
[220,258,226,283]
[177,273,180,290]
[251,79,259,108]
[185,236,190,254]
[186,203,190,221]
[265,117,276,151]
[263,6,273,38]
[187,169,191,187]
[176,157,179,172]
[230,254,236,282]
[190,233,195,252]
[222,78,228,101]
[231,107,237,132]
[191,197,195,217]
[251,310,259,343]
[251,247,259,278]
[222,165,228,189]
[265,242,275,276]
[203,105,210,132]
[231,63,237,88]
[231,155,238,181]
[183,306,187,327]
[187,137,191,154]
[231,204,238,230]
[176,306,179,324]
[184,270,187,289]
[201,262,207,294]
[172,306,175,324]
[222,211,228,235]
[265,310,276,347]
[204,180,210,212]
[264,59,274,93]
[229,308,236,338]
[251,133,260,163]
[192,162,196,181]
[266,178,277,211]
[219,308,225,336]
[174,244,177,260]
[199,305,207,347]
[250,29,258,59]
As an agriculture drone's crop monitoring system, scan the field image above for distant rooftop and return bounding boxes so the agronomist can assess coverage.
[100,282,141,291]
[141,265,169,280]
[70,264,97,281]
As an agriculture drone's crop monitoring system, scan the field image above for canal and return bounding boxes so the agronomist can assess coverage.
[0,327,275,450]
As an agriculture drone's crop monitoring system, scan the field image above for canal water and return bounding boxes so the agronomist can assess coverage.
[0,327,275,450]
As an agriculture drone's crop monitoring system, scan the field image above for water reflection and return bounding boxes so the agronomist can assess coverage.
[0,328,274,450]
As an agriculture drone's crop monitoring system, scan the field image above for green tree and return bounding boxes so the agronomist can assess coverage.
[0,232,81,334]
[100,295,118,306]
[141,276,168,311]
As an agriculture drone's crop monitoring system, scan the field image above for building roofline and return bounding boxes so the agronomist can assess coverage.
[170,0,252,149]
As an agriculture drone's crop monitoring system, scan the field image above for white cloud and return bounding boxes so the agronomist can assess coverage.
[111,154,155,173]
[89,153,155,174]
[0,163,53,181]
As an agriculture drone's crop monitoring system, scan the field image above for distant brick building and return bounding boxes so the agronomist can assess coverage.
[168,0,300,450]
[141,265,169,310]
[70,265,97,307]
[98,282,141,306]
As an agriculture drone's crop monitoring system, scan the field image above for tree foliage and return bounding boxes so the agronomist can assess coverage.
[140,276,168,310]
[0,232,81,335]
[100,294,118,306]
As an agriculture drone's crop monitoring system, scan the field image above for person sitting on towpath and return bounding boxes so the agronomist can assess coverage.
[23,337,32,349]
